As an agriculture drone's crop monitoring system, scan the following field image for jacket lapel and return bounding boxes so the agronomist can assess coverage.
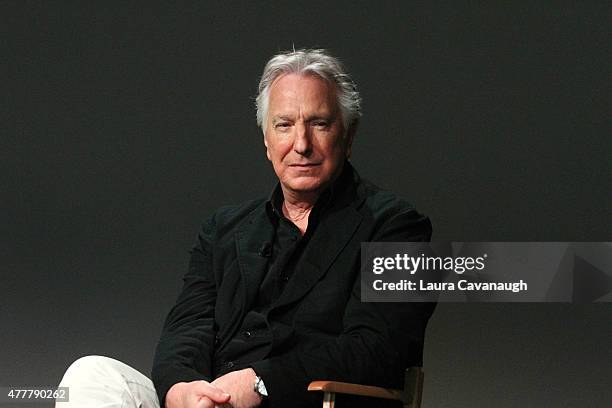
[235,204,276,312]
[234,162,367,315]
[272,203,363,310]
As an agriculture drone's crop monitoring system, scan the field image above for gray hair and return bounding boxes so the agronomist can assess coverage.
[255,49,362,133]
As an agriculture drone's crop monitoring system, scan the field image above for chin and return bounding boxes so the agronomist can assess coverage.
[289,183,322,193]
[285,178,326,194]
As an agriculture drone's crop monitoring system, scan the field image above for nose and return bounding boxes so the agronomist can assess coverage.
[293,122,312,155]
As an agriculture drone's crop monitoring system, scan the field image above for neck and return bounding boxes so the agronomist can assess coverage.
[282,187,320,208]
[281,190,319,235]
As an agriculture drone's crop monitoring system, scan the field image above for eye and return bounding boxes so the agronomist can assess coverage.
[313,121,329,129]
[275,122,291,130]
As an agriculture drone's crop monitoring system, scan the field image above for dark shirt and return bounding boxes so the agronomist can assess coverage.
[217,163,348,375]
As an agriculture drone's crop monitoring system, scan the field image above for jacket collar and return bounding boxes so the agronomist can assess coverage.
[235,161,366,313]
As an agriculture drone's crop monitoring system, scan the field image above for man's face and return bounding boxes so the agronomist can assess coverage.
[264,73,352,197]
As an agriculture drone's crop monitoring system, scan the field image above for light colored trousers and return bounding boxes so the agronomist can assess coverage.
[56,355,160,408]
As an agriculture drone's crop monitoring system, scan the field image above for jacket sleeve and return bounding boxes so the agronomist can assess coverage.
[151,215,218,406]
[251,208,436,407]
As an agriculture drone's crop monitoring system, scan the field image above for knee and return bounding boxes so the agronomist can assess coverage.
[62,355,116,380]
[67,355,111,370]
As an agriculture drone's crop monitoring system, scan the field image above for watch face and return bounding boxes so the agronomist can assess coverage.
[255,376,268,397]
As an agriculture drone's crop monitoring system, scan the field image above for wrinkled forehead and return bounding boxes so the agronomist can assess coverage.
[268,73,339,116]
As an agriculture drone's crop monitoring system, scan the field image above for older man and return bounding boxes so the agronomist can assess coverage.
[57,49,434,408]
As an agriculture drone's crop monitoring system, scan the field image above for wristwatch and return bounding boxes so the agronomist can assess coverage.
[254,375,268,397]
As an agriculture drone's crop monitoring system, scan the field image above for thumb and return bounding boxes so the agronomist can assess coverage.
[208,391,231,404]
[194,397,215,408]
[195,381,231,404]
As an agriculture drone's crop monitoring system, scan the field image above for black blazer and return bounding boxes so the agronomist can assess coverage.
[152,165,435,407]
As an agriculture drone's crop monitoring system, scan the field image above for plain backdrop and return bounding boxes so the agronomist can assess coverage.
[2,2,610,407]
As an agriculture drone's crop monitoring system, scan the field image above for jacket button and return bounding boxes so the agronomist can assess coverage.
[214,335,220,346]
[226,361,235,369]
[244,331,252,338]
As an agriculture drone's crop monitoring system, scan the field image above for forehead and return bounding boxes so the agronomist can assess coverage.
[268,73,337,114]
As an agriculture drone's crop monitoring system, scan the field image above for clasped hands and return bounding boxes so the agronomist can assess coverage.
[166,368,262,408]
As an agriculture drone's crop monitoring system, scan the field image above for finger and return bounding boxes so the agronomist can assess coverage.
[194,381,231,404]
[194,396,215,408]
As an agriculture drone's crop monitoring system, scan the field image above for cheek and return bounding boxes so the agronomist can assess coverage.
[270,140,293,161]
[266,146,282,166]
[320,138,346,159]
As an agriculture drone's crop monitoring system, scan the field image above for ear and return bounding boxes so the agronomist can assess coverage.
[344,125,357,159]
[263,132,271,161]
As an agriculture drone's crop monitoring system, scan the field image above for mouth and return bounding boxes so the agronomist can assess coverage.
[289,163,320,172]
[289,163,320,169]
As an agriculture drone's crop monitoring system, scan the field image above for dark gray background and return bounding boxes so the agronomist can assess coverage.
[2,2,610,407]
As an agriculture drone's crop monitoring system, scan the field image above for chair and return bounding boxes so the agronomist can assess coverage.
[308,367,424,408]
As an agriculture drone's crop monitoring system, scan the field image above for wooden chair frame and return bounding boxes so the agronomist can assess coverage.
[308,367,424,408]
